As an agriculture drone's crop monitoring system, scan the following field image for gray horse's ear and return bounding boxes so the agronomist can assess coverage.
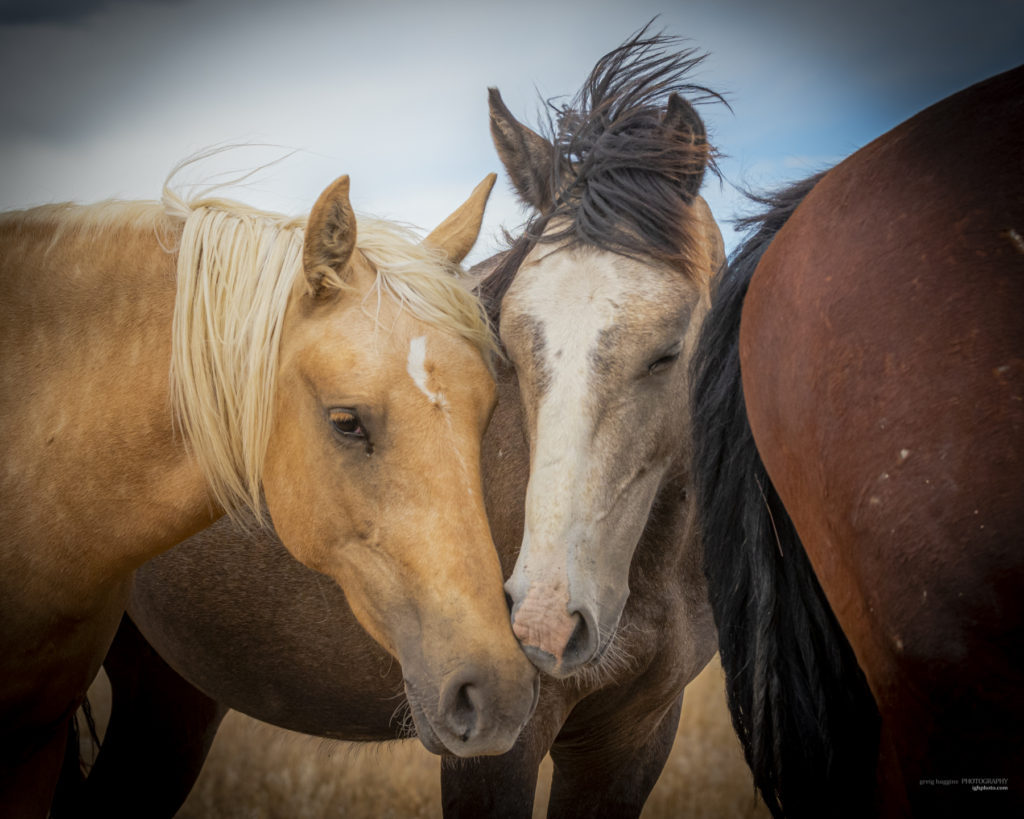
[304,175,357,297]
[488,87,556,214]
[663,92,708,199]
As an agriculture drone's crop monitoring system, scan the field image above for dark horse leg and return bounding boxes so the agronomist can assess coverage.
[546,692,684,818]
[442,680,685,818]
[1,719,71,818]
[440,690,568,818]
[440,743,546,819]
[61,614,227,818]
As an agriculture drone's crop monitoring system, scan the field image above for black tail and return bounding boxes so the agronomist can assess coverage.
[691,173,880,818]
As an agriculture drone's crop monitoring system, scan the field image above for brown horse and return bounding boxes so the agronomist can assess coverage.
[0,168,540,816]
[692,65,1024,817]
[61,30,726,818]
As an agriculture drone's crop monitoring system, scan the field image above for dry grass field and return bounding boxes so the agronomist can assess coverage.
[82,655,768,818]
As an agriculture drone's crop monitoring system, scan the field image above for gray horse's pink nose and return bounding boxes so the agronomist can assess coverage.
[505,577,600,677]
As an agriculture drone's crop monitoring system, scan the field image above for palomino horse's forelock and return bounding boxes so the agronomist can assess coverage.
[165,191,495,524]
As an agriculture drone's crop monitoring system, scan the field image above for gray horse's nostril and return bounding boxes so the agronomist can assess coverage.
[566,613,587,656]
[563,608,599,666]
[515,607,602,678]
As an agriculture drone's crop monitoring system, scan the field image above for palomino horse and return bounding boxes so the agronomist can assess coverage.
[62,30,726,817]
[693,65,1024,817]
[0,169,539,816]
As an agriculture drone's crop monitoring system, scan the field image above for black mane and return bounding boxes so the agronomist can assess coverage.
[691,172,882,818]
[480,25,724,325]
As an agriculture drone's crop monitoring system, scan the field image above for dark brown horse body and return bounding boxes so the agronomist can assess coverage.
[62,31,726,818]
[694,65,1024,817]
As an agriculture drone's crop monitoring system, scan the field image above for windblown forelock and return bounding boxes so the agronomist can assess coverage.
[535,26,723,275]
[477,28,724,331]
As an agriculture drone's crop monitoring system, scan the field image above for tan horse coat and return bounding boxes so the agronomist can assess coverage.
[0,174,537,815]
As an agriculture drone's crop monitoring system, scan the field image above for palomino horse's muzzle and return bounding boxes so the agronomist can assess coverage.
[404,658,539,757]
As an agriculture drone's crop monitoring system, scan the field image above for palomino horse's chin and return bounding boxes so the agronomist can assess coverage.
[403,695,447,756]
[402,670,538,758]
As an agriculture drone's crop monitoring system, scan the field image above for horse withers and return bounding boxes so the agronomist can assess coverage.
[64,30,728,818]
[0,168,537,816]
[694,65,1024,817]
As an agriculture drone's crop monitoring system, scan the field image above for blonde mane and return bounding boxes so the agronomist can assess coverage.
[164,186,495,523]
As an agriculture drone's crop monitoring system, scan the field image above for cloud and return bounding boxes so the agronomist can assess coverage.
[1,0,1021,262]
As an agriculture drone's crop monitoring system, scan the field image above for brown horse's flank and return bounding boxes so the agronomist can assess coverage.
[694,65,1024,817]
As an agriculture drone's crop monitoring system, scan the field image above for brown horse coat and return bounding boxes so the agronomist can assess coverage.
[695,64,1024,818]
[741,65,1024,814]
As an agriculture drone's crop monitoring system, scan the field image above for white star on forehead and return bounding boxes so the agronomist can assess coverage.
[406,335,447,409]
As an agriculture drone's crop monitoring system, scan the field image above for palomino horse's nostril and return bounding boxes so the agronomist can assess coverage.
[440,669,486,745]
[452,683,478,742]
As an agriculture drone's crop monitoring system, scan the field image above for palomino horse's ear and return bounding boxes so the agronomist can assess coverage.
[663,92,709,200]
[488,87,556,214]
[423,173,497,265]
[304,175,357,296]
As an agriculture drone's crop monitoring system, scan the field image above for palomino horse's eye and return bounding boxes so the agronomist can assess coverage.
[328,409,366,439]
[647,351,680,376]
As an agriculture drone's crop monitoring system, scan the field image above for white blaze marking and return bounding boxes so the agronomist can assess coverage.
[406,335,447,409]
[517,250,631,473]
[507,248,641,562]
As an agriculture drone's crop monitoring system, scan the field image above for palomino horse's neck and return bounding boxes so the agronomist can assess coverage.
[0,203,217,604]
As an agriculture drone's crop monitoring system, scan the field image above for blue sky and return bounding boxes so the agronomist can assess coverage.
[1,0,1020,261]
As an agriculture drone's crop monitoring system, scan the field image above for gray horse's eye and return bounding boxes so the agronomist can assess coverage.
[647,351,680,375]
